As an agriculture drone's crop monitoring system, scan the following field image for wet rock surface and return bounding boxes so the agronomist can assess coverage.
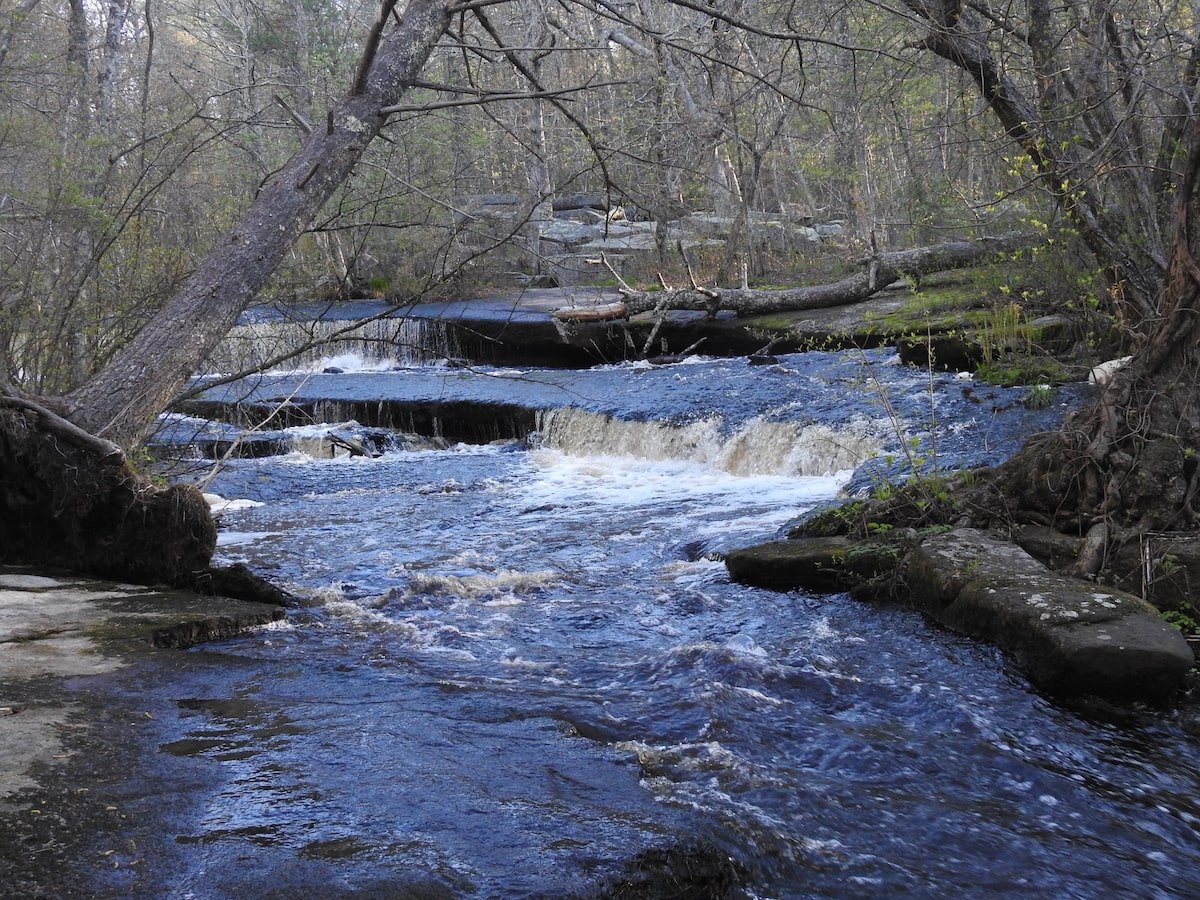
[724,535,903,598]
[0,564,283,897]
[908,530,1195,699]
[727,529,1194,701]
[214,283,971,372]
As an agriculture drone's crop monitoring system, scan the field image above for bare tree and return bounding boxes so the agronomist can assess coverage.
[893,0,1200,549]
[63,0,453,444]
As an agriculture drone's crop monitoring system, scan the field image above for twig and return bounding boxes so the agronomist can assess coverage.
[595,253,636,294]
[196,377,312,492]
[297,162,320,189]
[641,289,674,357]
[274,94,313,134]
[353,0,401,95]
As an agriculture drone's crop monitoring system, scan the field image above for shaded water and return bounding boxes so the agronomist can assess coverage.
[138,352,1200,897]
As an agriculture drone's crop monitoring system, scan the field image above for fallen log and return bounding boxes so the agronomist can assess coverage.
[552,301,630,322]
[554,233,1036,323]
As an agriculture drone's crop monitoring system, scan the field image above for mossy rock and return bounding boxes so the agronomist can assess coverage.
[725,535,907,598]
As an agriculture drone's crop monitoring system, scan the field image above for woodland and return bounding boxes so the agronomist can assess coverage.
[1,0,1200,590]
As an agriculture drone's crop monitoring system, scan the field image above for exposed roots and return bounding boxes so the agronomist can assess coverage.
[0,406,216,586]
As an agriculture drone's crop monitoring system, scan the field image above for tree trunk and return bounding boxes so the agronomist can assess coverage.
[554,233,1035,321]
[986,119,1200,547]
[63,0,452,446]
[0,0,43,71]
[898,0,1200,544]
[901,0,1166,322]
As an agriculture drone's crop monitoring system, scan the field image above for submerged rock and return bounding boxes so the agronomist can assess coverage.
[0,566,284,807]
[727,528,1194,701]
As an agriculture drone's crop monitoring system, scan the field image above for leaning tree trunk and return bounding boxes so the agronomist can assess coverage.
[0,0,451,591]
[64,0,452,447]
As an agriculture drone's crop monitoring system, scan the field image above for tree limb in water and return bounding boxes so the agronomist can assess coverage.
[554,233,1038,322]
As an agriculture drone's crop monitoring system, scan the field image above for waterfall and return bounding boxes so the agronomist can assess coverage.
[535,408,882,477]
[201,316,463,375]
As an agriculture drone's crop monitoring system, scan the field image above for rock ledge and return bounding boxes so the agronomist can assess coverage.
[727,528,1193,701]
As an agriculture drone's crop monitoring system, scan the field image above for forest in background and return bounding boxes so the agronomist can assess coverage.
[8,0,1200,570]
[0,0,1086,400]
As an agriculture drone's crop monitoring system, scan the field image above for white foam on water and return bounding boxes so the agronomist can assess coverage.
[215,530,276,547]
[309,351,402,373]
[403,569,561,601]
[537,408,882,478]
[202,316,463,374]
[521,449,842,537]
[204,492,266,515]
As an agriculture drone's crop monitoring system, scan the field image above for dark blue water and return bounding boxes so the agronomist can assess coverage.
[141,352,1200,898]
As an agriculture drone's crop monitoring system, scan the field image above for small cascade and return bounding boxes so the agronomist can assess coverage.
[201,315,463,374]
[535,408,882,477]
[149,413,451,460]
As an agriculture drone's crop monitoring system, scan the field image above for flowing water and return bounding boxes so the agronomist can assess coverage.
[124,347,1200,898]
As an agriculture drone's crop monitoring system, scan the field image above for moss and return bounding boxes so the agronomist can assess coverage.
[790,500,865,537]
[739,311,813,331]
[865,292,990,334]
[975,353,1072,387]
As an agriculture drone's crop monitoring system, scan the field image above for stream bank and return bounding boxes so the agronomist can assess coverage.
[0,568,282,895]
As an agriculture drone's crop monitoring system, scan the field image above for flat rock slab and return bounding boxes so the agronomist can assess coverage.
[724,536,902,596]
[908,529,1193,699]
[725,529,1194,701]
[0,567,283,807]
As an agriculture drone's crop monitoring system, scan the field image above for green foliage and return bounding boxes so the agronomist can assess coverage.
[1023,383,1055,409]
[976,355,1071,388]
[790,501,866,538]
[1162,608,1200,636]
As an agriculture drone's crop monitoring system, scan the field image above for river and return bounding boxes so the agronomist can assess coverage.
[89,341,1200,897]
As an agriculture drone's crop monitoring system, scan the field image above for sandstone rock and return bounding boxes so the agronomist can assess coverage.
[0,566,285,805]
[815,222,846,238]
[539,220,601,249]
[725,536,903,597]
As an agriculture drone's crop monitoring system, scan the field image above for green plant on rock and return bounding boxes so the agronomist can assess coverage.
[978,302,1026,361]
[1162,608,1200,636]
[1024,383,1054,409]
[976,354,1071,387]
[790,500,867,537]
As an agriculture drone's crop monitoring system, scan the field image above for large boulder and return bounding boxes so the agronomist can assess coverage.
[725,527,1194,701]
[907,529,1192,700]
[725,536,903,598]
